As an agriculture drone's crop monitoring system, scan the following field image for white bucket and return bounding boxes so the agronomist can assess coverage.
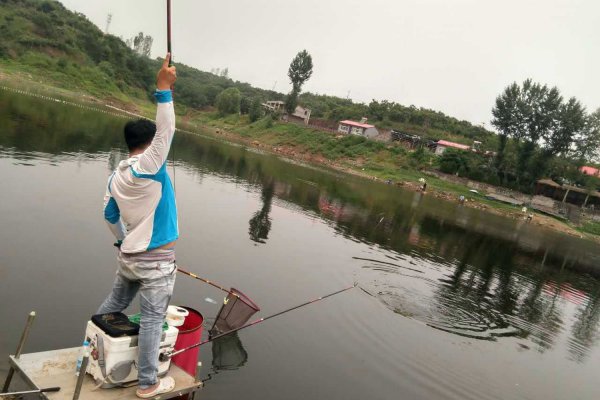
[166,305,189,327]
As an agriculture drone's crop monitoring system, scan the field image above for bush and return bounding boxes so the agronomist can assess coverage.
[249,98,263,122]
[240,97,251,114]
[263,115,274,128]
[439,149,469,175]
[215,87,241,116]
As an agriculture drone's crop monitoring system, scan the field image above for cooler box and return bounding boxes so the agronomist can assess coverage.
[85,318,178,388]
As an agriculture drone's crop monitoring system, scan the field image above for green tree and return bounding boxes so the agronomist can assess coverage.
[573,108,600,165]
[285,91,298,116]
[240,97,251,114]
[285,50,313,114]
[215,87,241,116]
[491,82,522,172]
[249,98,263,122]
[491,79,563,187]
[546,98,586,157]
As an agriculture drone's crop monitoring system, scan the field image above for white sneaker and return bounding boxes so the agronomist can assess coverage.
[136,377,175,398]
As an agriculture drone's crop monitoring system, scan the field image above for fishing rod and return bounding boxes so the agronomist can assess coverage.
[167,0,172,67]
[177,266,233,295]
[160,283,357,361]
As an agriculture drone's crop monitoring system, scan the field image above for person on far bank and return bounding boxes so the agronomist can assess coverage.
[97,54,178,398]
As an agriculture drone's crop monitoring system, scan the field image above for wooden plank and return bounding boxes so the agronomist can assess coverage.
[10,348,201,400]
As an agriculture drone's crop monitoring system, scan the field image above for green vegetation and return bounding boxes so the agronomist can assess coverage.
[248,98,263,122]
[285,49,313,114]
[491,80,600,193]
[0,0,281,105]
[0,0,498,146]
[215,87,241,116]
[578,221,600,236]
[297,94,496,147]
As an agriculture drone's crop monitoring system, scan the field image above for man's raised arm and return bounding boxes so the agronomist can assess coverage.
[136,53,177,175]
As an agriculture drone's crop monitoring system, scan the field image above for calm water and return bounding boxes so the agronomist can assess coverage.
[1,89,600,399]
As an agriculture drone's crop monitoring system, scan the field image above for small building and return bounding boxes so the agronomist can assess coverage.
[262,100,285,113]
[263,101,311,124]
[434,140,470,155]
[580,166,600,177]
[291,106,311,125]
[391,130,422,148]
[536,178,600,208]
[337,118,379,138]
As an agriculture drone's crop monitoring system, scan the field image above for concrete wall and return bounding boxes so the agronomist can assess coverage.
[363,127,379,138]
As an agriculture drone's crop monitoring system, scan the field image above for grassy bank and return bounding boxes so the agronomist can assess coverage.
[186,112,524,209]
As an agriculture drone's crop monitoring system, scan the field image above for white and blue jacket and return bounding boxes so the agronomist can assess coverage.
[103,90,178,254]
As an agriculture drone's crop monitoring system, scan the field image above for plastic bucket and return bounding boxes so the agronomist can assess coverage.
[172,307,204,377]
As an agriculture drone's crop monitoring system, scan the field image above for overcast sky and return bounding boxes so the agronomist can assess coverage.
[59,0,599,127]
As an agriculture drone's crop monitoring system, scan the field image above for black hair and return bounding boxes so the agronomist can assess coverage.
[124,119,156,152]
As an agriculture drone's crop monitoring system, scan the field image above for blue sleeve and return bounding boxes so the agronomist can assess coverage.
[104,197,120,224]
[154,90,173,103]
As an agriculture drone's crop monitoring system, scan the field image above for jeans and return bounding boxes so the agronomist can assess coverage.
[97,251,176,388]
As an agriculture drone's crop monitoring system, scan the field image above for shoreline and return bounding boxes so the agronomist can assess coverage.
[200,122,592,241]
[0,72,595,243]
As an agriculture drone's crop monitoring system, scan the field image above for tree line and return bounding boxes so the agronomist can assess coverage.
[490,79,600,191]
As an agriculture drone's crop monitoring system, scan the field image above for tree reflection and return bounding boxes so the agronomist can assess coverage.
[249,180,274,244]
[569,289,600,362]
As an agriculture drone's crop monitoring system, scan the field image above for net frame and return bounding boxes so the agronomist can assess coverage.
[210,288,260,336]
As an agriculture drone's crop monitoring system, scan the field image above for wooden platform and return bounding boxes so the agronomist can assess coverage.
[8,348,201,399]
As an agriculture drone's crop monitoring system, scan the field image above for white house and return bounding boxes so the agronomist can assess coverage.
[435,140,470,155]
[291,106,311,124]
[337,119,379,138]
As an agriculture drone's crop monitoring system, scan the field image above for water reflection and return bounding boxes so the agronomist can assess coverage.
[211,333,248,371]
[2,89,600,366]
[569,290,600,362]
[249,180,274,244]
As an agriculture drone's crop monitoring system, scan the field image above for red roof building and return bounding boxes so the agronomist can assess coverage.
[580,166,600,177]
[338,119,379,138]
[435,140,470,155]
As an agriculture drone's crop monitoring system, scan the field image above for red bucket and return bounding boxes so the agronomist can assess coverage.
[172,307,204,377]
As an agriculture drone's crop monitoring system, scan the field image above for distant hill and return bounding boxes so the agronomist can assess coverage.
[0,0,496,147]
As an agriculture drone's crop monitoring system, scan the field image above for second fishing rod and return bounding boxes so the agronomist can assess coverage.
[160,282,357,361]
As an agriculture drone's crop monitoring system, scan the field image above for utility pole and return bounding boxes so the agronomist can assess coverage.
[105,13,112,34]
[272,80,277,91]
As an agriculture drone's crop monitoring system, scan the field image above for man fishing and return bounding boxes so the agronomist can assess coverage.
[97,53,178,398]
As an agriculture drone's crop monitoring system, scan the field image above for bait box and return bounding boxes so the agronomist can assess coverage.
[85,320,178,387]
